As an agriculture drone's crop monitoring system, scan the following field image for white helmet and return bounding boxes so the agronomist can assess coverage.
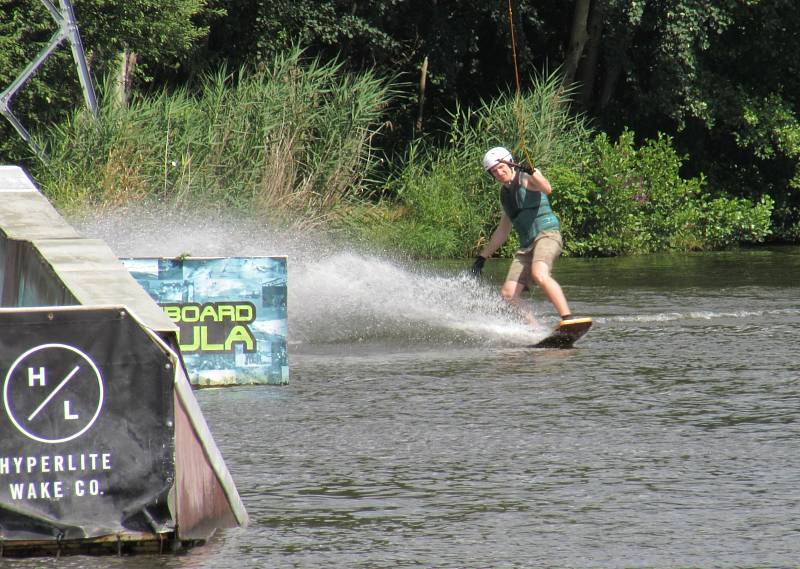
[482,146,512,171]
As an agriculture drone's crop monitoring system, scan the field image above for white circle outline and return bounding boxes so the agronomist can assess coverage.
[3,343,104,444]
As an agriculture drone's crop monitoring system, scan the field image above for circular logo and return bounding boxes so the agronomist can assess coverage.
[3,343,104,444]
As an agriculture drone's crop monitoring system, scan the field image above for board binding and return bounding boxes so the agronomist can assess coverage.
[532,317,593,349]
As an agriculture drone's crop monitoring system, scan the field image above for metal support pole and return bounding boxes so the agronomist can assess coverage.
[60,0,98,115]
[0,0,98,160]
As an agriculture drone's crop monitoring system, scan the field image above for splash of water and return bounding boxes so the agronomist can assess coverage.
[72,206,544,347]
[289,250,545,345]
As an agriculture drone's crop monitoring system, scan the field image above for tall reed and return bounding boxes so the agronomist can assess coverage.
[344,70,593,258]
[33,47,394,226]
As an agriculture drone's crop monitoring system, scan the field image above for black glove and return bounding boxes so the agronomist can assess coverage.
[470,255,486,276]
[498,159,533,175]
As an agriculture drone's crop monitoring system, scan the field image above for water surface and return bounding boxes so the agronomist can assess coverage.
[17,241,800,569]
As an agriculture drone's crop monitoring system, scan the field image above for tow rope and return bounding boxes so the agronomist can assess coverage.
[506,0,535,171]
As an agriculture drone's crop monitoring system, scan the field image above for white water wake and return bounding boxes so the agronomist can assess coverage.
[73,207,544,347]
[288,251,544,345]
[598,307,800,324]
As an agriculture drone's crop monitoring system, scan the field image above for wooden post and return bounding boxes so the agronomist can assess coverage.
[416,56,429,133]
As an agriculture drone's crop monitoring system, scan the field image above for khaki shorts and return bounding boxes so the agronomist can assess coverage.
[505,230,563,287]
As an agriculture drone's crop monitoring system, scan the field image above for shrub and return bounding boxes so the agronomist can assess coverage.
[549,130,773,255]
[695,195,774,248]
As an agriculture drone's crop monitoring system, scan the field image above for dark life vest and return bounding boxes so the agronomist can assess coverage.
[499,171,560,248]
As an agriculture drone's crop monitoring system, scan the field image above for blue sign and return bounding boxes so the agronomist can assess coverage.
[123,257,288,386]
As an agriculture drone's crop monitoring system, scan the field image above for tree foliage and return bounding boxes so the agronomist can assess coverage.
[2,0,799,239]
[569,0,799,238]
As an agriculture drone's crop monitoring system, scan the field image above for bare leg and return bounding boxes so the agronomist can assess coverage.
[531,260,571,318]
[500,280,538,325]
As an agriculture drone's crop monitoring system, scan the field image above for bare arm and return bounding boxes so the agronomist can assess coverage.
[523,168,552,195]
[478,213,512,258]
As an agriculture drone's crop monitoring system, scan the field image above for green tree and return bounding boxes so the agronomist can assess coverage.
[566,0,800,239]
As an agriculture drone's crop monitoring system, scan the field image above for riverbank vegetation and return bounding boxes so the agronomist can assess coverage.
[341,73,773,257]
[1,1,796,256]
[33,49,392,229]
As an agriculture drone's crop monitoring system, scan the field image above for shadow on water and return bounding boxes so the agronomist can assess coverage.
[63,208,800,568]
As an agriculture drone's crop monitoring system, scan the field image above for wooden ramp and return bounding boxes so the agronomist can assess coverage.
[0,166,247,555]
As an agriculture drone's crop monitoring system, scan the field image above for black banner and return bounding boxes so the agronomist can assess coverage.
[0,307,175,541]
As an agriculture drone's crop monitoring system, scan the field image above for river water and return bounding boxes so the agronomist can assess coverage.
[16,217,800,568]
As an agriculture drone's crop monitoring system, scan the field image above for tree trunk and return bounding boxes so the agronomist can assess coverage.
[599,59,622,110]
[577,0,605,110]
[562,0,592,87]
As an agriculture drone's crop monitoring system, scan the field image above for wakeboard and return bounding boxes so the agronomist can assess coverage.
[532,317,593,349]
